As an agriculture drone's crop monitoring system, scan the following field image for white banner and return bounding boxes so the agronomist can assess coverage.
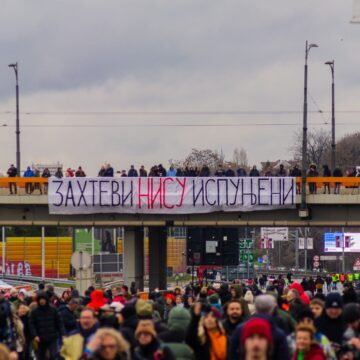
[48,177,296,215]
[261,227,288,241]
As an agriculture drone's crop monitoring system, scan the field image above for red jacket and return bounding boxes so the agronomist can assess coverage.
[87,289,107,310]
[292,344,326,360]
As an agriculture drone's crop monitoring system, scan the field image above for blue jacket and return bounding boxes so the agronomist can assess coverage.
[23,168,35,177]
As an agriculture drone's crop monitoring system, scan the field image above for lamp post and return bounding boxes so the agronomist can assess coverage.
[8,62,20,176]
[325,60,335,173]
[301,41,318,212]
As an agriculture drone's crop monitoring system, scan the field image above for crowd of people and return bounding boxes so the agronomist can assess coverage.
[0,276,360,360]
[4,162,360,196]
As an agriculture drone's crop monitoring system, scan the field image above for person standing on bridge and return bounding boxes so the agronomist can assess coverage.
[7,164,18,195]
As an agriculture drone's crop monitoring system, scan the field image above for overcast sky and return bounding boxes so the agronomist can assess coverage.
[0,0,359,175]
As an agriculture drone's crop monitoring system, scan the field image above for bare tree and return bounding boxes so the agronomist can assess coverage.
[335,132,360,171]
[173,148,225,171]
[233,147,249,168]
[291,129,331,168]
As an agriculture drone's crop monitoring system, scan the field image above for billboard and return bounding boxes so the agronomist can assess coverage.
[324,232,360,252]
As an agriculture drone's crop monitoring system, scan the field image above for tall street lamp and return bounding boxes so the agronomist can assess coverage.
[8,62,20,176]
[325,60,335,173]
[301,41,318,214]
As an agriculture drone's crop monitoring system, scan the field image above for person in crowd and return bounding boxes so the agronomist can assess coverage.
[17,303,31,360]
[139,165,147,177]
[244,290,256,315]
[65,168,74,177]
[29,291,65,360]
[309,298,325,319]
[342,303,360,343]
[75,166,86,177]
[225,165,235,177]
[41,167,51,194]
[285,289,308,321]
[87,290,108,312]
[158,307,194,359]
[199,165,210,177]
[287,308,335,360]
[23,166,35,194]
[236,167,247,176]
[186,302,227,360]
[277,163,288,177]
[7,164,18,195]
[0,292,17,351]
[240,318,274,360]
[33,167,42,194]
[128,165,138,177]
[290,164,302,194]
[315,293,346,347]
[157,164,166,177]
[292,323,326,360]
[60,308,100,360]
[307,164,318,194]
[222,299,247,336]
[134,320,175,360]
[333,167,343,194]
[120,170,127,177]
[167,165,177,177]
[55,167,63,178]
[214,164,225,177]
[98,166,106,176]
[104,164,114,177]
[84,327,131,360]
[59,298,81,335]
[249,165,260,177]
[322,164,331,194]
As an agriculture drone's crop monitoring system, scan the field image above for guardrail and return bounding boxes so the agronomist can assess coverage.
[1,274,75,286]
[0,176,358,194]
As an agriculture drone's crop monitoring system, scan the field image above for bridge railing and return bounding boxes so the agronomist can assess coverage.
[0,176,359,195]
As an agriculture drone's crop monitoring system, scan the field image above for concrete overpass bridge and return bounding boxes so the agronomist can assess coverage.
[0,177,359,290]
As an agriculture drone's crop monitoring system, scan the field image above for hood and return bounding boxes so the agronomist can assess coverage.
[244,290,254,304]
[168,307,191,332]
[289,282,304,296]
[36,291,49,307]
[87,289,107,310]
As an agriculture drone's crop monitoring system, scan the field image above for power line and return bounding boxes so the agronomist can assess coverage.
[0,122,358,128]
[1,110,360,116]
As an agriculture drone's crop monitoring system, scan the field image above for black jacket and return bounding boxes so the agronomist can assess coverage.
[315,312,345,345]
[29,300,65,342]
[59,305,77,334]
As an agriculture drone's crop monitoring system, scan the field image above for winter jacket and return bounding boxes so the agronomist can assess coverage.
[29,295,65,342]
[59,305,78,334]
[314,312,345,345]
[292,343,326,360]
[61,323,99,360]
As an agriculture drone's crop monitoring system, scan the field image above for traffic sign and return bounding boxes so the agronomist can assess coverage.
[313,255,320,261]
[313,261,320,268]
[353,258,360,271]
[71,251,91,270]
[261,227,288,241]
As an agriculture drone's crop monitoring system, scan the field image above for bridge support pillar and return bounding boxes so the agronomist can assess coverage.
[148,227,167,291]
[123,228,144,291]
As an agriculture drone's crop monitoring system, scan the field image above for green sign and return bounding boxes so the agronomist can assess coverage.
[239,239,253,249]
[240,253,254,263]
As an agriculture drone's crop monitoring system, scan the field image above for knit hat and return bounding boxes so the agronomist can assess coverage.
[325,292,343,309]
[135,320,157,339]
[135,299,153,318]
[166,293,176,303]
[241,318,272,345]
[343,303,360,323]
[168,307,191,332]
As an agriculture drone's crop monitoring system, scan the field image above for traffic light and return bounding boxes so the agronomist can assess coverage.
[336,235,341,248]
[260,239,265,249]
[345,235,351,248]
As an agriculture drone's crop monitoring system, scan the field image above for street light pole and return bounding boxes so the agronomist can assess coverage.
[301,41,318,212]
[8,63,20,176]
[325,60,335,172]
